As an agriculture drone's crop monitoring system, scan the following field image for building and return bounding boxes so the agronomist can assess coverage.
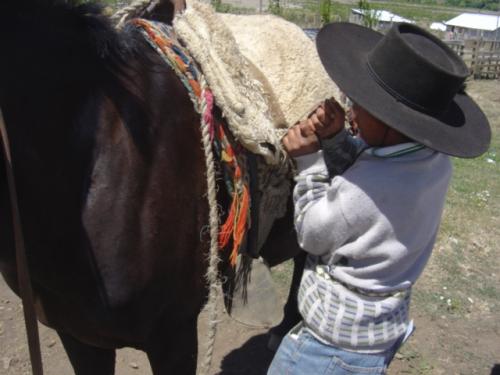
[430,22,447,32]
[445,13,500,40]
[350,9,414,31]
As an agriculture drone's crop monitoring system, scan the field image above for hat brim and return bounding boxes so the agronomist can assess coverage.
[316,23,491,158]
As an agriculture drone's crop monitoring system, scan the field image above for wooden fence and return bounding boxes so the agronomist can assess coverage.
[447,39,500,79]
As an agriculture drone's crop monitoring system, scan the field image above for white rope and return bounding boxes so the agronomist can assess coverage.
[199,76,221,375]
[111,0,154,28]
[197,77,222,375]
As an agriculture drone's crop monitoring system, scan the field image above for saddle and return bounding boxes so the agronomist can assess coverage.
[134,2,343,265]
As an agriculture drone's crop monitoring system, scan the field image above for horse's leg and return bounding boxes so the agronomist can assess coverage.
[257,196,307,350]
[146,316,198,375]
[268,251,306,351]
[57,331,116,375]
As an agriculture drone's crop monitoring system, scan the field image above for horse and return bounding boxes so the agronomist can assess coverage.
[0,0,306,373]
[0,0,237,373]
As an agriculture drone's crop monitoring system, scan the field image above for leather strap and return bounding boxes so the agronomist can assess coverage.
[0,108,44,375]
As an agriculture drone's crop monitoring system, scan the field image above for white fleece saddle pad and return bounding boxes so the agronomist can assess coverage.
[174,1,342,164]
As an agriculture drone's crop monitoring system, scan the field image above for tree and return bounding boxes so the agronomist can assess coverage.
[320,0,332,25]
[211,0,222,11]
[357,0,379,29]
[269,0,281,15]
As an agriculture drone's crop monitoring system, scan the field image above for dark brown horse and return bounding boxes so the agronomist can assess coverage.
[0,0,305,374]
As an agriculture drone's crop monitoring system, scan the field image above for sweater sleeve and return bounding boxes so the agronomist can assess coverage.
[321,129,366,178]
[293,151,351,256]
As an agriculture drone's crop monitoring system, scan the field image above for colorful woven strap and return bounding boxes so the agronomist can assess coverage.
[134,19,250,266]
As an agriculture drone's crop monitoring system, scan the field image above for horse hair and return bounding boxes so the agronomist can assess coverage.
[0,1,152,87]
[0,1,171,160]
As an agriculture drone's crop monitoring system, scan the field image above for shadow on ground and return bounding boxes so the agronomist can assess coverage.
[218,334,275,374]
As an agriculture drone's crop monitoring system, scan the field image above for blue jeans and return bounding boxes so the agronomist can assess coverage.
[267,324,399,375]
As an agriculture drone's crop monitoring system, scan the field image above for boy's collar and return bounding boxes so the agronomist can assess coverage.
[365,142,426,158]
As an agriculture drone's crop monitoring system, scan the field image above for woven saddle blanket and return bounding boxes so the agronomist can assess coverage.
[173,1,343,165]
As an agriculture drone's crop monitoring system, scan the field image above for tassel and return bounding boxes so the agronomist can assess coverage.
[230,185,250,267]
[218,192,237,250]
[221,150,232,162]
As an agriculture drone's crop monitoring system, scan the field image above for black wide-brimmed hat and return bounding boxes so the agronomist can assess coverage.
[317,22,491,158]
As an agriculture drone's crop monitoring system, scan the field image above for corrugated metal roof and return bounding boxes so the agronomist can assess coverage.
[352,8,415,24]
[430,22,447,31]
[445,13,500,31]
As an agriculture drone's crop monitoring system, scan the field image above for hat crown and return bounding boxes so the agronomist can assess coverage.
[367,24,469,115]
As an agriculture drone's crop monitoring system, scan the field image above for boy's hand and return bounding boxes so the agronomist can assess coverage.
[282,125,320,158]
[302,98,346,139]
[282,98,346,158]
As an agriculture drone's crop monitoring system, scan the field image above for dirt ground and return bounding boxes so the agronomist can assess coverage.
[1,79,499,375]
[2,255,498,375]
[0,279,278,375]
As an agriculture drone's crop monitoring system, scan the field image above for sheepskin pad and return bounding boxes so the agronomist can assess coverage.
[173,1,342,164]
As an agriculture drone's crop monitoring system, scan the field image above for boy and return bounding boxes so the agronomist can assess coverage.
[268,22,490,374]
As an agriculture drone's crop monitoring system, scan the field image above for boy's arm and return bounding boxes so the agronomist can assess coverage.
[321,128,366,177]
[292,152,351,256]
[300,98,366,177]
[282,98,355,255]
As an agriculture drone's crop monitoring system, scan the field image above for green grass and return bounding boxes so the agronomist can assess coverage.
[369,2,459,22]
[402,80,500,372]
[331,2,356,22]
[379,0,500,11]
[280,0,461,26]
[395,345,436,374]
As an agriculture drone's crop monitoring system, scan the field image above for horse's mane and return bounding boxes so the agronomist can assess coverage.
[0,0,153,97]
[0,0,164,160]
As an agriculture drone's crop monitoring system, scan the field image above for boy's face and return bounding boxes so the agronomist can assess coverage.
[351,103,390,147]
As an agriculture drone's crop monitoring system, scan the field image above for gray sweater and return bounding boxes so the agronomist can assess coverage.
[294,130,452,352]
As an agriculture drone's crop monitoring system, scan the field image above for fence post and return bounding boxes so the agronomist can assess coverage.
[465,39,479,78]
